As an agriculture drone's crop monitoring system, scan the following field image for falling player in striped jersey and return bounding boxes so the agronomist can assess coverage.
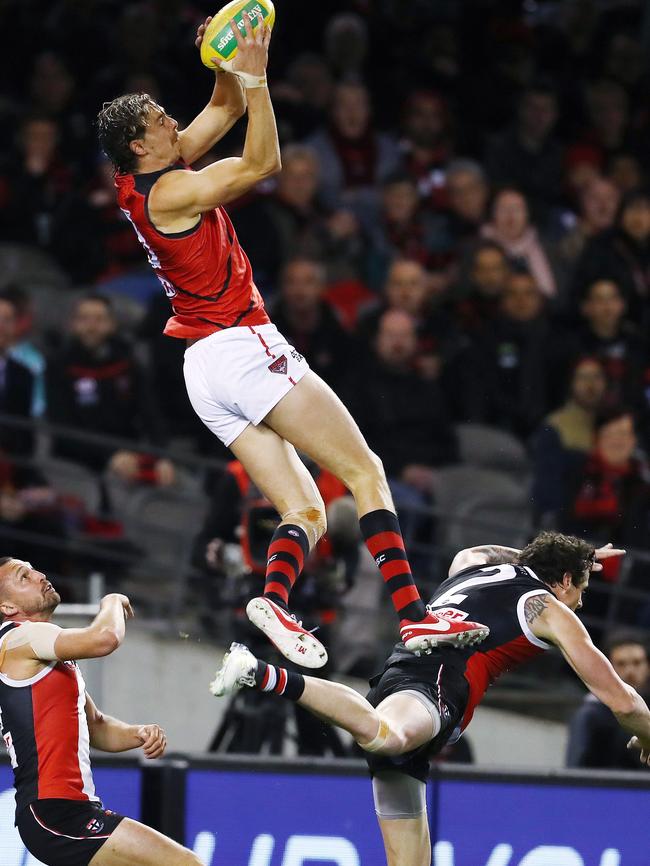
[96,14,488,670]
[211,532,650,866]
[0,558,203,866]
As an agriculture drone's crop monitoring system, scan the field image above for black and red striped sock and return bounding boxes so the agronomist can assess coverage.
[254,659,305,701]
[263,524,310,609]
[359,509,426,623]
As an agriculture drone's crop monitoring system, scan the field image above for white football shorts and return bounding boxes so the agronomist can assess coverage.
[183,323,310,447]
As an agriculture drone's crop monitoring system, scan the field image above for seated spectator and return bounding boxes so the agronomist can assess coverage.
[51,156,145,284]
[560,408,650,554]
[578,80,631,162]
[398,90,454,209]
[363,172,448,289]
[443,159,490,244]
[270,53,334,140]
[270,258,355,391]
[471,270,551,438]
[485,82,564,221]
[0,296,35,457]
[557,177,620,275]
[0,286,45,417]
[0,455,67,576]
[230,144,361,293]
[574,279,647,409]
[531,357,608,526]
[308,81,400,213]
[0,115,73,250]
[357,258,458,378]
[607,151,645,196]
[344,309,457,508]
[572,190,650,325]
[452,240,511,335]
[481,187,558,298]
[46,294,172,484]
[567,630,650,770]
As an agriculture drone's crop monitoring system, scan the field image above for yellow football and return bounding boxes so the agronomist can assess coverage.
[200,0,275,70]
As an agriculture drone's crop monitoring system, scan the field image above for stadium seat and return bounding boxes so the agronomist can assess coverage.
[0,244,68,291]
[456,423,530,478]
[433,466,532,554]
[39,458,102,515]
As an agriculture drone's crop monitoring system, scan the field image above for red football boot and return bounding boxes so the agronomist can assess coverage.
[400,610,489,653]
[246,597,328,668]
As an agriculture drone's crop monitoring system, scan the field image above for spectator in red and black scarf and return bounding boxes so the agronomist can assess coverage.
[561,408,650,554]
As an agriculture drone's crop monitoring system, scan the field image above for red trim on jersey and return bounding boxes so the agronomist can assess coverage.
[365,532,404,557]
[461,636,545,730]
[32,663,88,801]
[289,376,296,385]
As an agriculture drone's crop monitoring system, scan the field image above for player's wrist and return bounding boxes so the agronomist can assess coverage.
[232,69,267,88]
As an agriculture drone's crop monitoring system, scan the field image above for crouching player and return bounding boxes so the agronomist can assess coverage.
[211,533,650,866]
[0,557,202,866]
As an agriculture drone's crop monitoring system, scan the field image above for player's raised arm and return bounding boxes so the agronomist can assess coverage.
[53,593,134,661]
[177,16,247,166]
[151,13,279,218]
[85,692,167,758]
[528,593,650,763]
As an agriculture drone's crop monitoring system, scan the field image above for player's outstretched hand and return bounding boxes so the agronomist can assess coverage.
[591,543,626,572]
[627,736,650,767]
[195,16,213,51]
[137,724,167,759]
[100,593,134,621]
[227,12,271,77]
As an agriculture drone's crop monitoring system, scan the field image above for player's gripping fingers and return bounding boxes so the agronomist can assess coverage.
[138,725,167,759]
[262,22,272,48]
[195,16,212,49]
[230,17,246,48]
[241,9,254,41]
[254,11,264,43]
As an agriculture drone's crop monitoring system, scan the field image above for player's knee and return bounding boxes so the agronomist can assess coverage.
[358,718,410,756]
[284,505,327,546]
[346,450,386,490]
[180,850,204,866]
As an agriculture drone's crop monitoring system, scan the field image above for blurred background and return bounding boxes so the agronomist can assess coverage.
[0,0,650,776]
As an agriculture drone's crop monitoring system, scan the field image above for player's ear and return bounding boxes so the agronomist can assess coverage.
[561,571,573,592]
[129,138,146,158]
[0,600,18,617]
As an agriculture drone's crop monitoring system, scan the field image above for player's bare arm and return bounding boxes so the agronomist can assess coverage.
[149,13,279,228]
[448,544,521,576]
[176,16,246,165]
[85,692,167,758]
[527,593,650,760]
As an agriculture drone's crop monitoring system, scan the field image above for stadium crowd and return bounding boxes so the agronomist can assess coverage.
[1,0,650,690]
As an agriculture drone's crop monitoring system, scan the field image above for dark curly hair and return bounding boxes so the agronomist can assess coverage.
[517,531,595,587]
[97,93,154,174]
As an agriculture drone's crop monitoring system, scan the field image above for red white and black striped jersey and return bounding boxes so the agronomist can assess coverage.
[0,621,98,815]
[114,162,269,340]
[383,563,552,733]
[427,563,552,729]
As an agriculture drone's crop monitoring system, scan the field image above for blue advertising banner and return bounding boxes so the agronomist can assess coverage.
[0,762,141,866]
[435,778,650,866]
[185,768,385,866]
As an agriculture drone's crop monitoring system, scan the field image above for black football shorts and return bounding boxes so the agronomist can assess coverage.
[17,799,125,866]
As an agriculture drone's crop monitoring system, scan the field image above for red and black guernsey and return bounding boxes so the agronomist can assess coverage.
[0,622,98,817]
[114,162,270,340]
[382,563,552,729]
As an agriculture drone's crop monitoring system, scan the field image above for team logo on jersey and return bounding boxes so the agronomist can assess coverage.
[85,818,105,834]
[268,355,288,375]
[429,606,469,622]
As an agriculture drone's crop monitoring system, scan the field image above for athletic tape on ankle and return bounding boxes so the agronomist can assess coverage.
[217,60,267,88]
[360,719,390,753]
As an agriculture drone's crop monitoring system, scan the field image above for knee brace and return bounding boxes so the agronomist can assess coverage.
[372,771,427,819]
[282,507,327,548]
